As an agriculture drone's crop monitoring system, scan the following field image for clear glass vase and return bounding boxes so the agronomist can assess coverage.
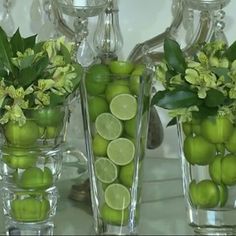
[0,103,69,235]
[80,61,154,235]
[177,113,236,235]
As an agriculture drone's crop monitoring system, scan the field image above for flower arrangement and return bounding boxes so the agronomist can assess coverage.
[0,26,82,126]
[152,38,236,124]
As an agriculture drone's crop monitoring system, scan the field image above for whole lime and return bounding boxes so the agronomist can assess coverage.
[88,96,109,122]
[109,60,134,76]
[196,179,219,208]
[119,161,134,188]
[31,106,65,127]
[101,203,129,226]
[201,116,233,144]
[124,117,136,138]
[105,82,131,103]
[85,64,111,95]
[183,135,216,165]
[92,134,110,157]
[4,120,39,147]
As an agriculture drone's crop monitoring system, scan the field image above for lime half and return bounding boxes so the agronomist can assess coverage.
[95,158,118,184]
[107,138,135,166]
[110,94,137,121]
[95,113,123,140]
[104,183,131,210]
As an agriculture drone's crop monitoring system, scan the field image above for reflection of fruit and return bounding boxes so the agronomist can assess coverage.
[189,180,198,206]
[101,203,128,226]
[20,167,53,189]
[11,197,50,222]
[2,147,37,169]
[4,120,39,146]
[225,128,236,153]
[183,135,216,165]
[218,184,228,207]
[201,116,233,144]
[209,155,223,184]
[222,155,236,185]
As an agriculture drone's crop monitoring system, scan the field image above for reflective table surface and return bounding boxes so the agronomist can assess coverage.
[0,155,194,235]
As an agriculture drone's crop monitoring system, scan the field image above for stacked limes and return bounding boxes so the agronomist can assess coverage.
[86,61,146,226]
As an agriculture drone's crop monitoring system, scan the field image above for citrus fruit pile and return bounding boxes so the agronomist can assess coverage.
[182,115,236,209]
[86,61,147,226]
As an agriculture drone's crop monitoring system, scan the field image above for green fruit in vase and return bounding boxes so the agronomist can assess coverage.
[221,154,236,186]
[209,155,223,184]
[201,116,233,144]
[4,120,39,146]
[225,128,236,153]
[183,135,216,165]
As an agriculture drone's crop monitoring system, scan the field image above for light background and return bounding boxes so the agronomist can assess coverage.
[2,0,236,158]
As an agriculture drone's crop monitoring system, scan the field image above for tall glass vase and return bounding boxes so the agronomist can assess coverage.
[80,60,153,235]
[0,104,69,235]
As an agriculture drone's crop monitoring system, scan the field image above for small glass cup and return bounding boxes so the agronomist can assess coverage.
[177,114,236,235]
[80,61,154,235]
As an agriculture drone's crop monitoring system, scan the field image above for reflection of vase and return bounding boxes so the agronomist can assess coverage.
[80,61,153,235]
[0,104,69,235]
[177,115,236,235]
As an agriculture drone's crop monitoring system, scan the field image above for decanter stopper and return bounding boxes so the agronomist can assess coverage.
[93,0,123,64]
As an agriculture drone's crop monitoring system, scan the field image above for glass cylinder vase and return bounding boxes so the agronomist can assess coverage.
[0,103,69,235]
[80,61,153,235]
[177,114,236,235]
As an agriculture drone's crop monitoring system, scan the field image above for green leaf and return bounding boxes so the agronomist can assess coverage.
[10,28,24,56]
[34,55,49,76]
[60,43,72,64]
[23,34,37,50]
[164,38,186,74]
[34,41,45,53]
[0,26,13,73]
[17,67,38,88]
[151,90,200,109]
[225,40,236,61]
[212,67,231,82]
[205,89,225,107]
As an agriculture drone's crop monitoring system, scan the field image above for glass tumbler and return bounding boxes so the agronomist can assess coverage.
[178,114,236,235]
[80,61,153,235]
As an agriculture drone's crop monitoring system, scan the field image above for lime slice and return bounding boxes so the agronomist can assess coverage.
[95,113,123,140]
[95,157,118,184]
[110,94,137,121]
[107,138,135,166]
[104,183,131,210]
